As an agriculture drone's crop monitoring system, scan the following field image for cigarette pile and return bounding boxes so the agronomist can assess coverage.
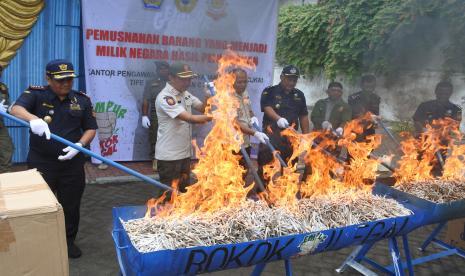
[396,179,465,203]
[122,191,411,253]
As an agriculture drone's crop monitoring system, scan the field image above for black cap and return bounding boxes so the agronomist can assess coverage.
[155,61,169,69]
[169,62,197,78]
[46,59,76,80]
[281,65,300,77]
[435,81,453,91]
[328,81,343,90]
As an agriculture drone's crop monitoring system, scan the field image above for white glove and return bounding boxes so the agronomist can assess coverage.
[203,82,214,97]
[379,154,392,165]
[0,99,8,113]
[322,121,332,130]
[58,143,82,161]
[249,116,259,127]
[141,116,151,128]
[335,127,343,136]
[277,117,289,129]
[253,131,269,144]
[371,114,380,122]
[29,118,51,140]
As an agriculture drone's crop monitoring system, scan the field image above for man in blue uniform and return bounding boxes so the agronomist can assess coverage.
[257,65,310,184]
[11,59,97,258]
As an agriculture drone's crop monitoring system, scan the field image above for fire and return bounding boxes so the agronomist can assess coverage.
[339,114,382,188]
[144,51,463,220]
[394,118,464,184]
[147,50,256,218]
[264,113,382,205]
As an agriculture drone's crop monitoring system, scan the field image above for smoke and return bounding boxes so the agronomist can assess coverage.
[273,10,465,130]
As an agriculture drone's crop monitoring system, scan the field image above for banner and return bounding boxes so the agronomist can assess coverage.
[82,0,278,161]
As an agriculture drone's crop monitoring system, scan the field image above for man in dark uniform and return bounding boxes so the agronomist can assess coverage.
[257,65,310,184]
[0,64,14,173]
[413,81,462,134]
[11,59,97,258]
[413,81,462,175]
[348,74,380,139]
[141,61,169,172]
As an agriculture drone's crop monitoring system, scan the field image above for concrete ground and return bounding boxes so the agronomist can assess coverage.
[69,180,465,276]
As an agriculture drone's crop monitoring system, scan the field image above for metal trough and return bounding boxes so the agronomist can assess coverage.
[112,197,422,276]
[373,182,465,225]
[338,182,465,275]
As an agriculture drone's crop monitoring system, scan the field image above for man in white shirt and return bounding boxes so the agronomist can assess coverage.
[155,62,212,193]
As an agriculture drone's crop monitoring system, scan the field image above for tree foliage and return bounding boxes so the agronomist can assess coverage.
[276,0,465,80]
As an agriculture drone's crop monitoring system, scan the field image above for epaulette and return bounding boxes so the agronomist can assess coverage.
[262,86,273,95]
[77,90,91,99]
[28,85,46,90]
[348,92,361,100]
[151,80,161,87]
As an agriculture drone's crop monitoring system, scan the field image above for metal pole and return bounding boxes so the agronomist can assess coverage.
[252,123,287,167]
[240,146,266,192]
[330,126,395,172]
[0,111,173,192]
[376,119,401,147]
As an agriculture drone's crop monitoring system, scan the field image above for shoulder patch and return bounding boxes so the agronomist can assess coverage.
[348,93,360,100]
[77,90,91,99]
[28,85,46,90]
[164,96,176,106]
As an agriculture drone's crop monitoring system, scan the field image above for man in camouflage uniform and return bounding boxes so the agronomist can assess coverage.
[311,81,352,134]
[141,61,169,171]
[0,64,14,173]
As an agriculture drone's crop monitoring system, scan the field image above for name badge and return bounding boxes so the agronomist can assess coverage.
[70,103,81,111]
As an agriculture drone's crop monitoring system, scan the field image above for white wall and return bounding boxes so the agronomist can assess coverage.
[272,66,465,130]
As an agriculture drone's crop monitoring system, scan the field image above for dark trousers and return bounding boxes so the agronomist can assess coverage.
[148,115,158,159]
[28,155,86,244]
[234,146,251,176]
[157,158,191,193]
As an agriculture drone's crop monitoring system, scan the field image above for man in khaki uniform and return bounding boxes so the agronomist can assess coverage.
[0,64,14,173]
[155,62,212,193]
[231,68,268,175]
[141,61,169,171]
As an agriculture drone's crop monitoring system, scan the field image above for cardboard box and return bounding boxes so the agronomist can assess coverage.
[446,218,465,251]
[0,169,68,276]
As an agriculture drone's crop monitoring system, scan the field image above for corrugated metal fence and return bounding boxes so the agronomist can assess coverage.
[2,0,83,163]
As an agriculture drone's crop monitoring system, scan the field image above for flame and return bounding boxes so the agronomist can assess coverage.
[339,114,382,188]
[394,118,463,183]
[263,113,382,205]
[146,50,256,218]
[144,52,465,221]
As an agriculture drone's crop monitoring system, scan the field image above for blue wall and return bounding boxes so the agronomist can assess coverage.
[2,0,83,163]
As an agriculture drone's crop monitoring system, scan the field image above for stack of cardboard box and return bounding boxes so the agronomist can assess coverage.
[0,169,68,276]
